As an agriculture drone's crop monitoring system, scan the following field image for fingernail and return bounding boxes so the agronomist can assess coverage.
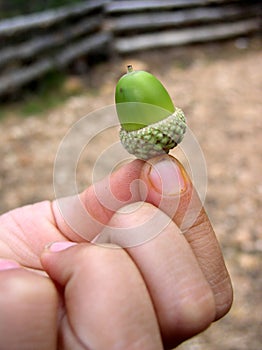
[0,259,21,271]
[148,157,187,196]
[46,241,77,252]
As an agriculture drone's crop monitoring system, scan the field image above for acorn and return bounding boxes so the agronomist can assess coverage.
[115,65,186,160]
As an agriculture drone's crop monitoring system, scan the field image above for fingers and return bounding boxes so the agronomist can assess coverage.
[0,153,232,326]
[96,203,216,349]
[0,259,58,350]
[51,154,232,321]
[41,242,163,350]
[140,156,233,320]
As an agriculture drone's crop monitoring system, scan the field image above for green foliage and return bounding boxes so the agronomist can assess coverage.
[20,70,67,115]
[0,70,83,119]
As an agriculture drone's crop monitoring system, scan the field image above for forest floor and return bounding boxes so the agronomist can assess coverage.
[0,37,262,349]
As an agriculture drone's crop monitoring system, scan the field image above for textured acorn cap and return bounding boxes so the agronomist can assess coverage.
[119,107,186,160]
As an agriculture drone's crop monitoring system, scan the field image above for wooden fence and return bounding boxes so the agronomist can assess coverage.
[0,0,261,97]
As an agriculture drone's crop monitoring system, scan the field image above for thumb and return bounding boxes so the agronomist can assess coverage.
[140,155,198,231]
[141,155,233,321]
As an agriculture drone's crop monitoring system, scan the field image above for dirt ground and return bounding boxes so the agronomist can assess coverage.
[0,37,262,349]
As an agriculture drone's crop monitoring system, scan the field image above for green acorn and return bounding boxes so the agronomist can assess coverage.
[115,65,186,160]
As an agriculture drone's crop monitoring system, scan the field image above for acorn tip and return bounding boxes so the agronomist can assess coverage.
[127,65,133,73]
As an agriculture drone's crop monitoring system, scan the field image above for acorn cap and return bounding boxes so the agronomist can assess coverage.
[119,107,186,160]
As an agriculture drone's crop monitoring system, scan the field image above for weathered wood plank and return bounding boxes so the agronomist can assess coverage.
[106,0,242,13]
[0,32,111,95]
[56,32,111,66]
[0,16,102,67]
[109,4,259,31]
[0,60,53,94]
[0,0,260,96]
[0,0,106,36]
[115,18,260,53]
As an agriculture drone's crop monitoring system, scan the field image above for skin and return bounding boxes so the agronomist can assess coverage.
[0,155,233,349]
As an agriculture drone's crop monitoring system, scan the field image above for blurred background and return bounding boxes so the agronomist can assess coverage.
[0,0,262,349]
